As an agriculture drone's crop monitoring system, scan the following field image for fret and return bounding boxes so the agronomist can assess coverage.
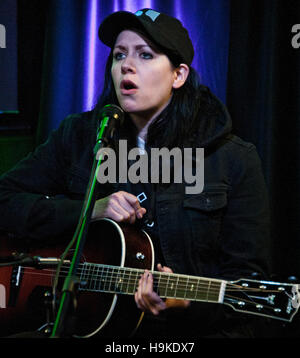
[122,268,129,293]
[174,275,180,298]
[156,272,166,297]
[108,266,116,292]
[78,263,223,304]
[83,263,91,290]
[79,263,88,290]
[184,277,198,300]
[210,281,222,302]
[94,265,99,290]
[133,270,140,294]
[126,269,135,294]
[93,265,99,290]
[101,265,109,291]
[107,266,114,292]
[85,264,94,290]
[88,264,94,290]
[195,278,219,302]
[93,264,99,290]
[84,263,91,290]
[122,268,130,294]
[206,280,211,301]
[89,264,96,290]
[117,267,127,294]
[183,277,189,299]
[115,267,124,293]
[163,274,177,297]
[151,272,159,295]
[97,264,104,291]
[164,273,170,297]
[102,266,109,292]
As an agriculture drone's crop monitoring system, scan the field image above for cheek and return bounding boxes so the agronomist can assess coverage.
[111,65,119,89]
[150,71,174,97]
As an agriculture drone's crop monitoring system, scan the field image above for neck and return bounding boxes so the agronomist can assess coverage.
[131,115,155,141]
[130,97,172,141]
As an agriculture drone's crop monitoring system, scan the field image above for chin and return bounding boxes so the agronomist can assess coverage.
[117,99,136,113]
[119,103,143,114]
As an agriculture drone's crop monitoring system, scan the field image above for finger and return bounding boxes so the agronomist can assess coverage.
[140,271,166,315]
[135,274,149,311]
[108,198,134,222]
[92,197,126,222]
[134,291,144,311]
[110,192,145,223]
[157,263,173,273]
[120,192,147,219]
[114,194,138,223]
[105,207,125,222]
[135,272,154,312]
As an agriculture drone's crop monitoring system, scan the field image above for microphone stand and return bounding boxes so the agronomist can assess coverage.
[50,105,123,338]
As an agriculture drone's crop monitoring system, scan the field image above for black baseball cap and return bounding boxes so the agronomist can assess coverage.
[98,8,194,66]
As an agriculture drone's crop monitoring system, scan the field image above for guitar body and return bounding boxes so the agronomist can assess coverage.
[0,219,154,338]
[1,219,299,338]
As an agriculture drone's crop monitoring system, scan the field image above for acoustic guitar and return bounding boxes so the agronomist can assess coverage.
[0,218,299,338]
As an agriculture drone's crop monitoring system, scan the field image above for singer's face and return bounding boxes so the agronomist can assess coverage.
[111,30,177,122]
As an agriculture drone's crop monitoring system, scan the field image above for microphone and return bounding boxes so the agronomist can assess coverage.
[0,253,70,268]
[95,104,124,153]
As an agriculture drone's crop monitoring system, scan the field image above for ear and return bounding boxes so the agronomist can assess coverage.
[172,64,190,89]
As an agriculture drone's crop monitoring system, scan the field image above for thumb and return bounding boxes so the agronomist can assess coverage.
[157,263,173,273]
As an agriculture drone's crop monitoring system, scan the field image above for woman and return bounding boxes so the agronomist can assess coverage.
[0,9,271,338]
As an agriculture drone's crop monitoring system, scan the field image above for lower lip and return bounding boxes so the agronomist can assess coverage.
[120,88,138,95]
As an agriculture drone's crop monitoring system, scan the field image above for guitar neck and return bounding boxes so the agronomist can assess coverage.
[74,262,300,323]
[78,263,226,304]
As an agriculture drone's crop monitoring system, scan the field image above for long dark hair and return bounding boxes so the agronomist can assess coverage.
[93,49,220,150]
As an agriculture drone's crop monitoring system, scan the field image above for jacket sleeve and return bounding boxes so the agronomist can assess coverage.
[0,116,83,241]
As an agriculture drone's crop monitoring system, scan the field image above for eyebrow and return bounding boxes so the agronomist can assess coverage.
[113,44,152,51]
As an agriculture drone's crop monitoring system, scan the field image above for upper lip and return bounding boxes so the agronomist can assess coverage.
[120,79,138,90]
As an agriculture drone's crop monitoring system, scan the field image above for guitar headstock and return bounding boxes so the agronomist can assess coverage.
[224,278,300,322]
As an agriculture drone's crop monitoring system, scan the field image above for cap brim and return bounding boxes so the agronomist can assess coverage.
[98,11,150,48]
[98,10,192,65]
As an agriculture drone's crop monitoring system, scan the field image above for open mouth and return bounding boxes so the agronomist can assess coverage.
[120,80,138,92]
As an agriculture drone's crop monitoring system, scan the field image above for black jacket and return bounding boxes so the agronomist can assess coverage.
[0,92,271,337]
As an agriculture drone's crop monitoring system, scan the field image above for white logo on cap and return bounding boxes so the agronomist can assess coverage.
[135,9,160,22]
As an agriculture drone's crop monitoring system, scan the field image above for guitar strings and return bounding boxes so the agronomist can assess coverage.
[19,265,280,293]
[18,267,286,314]
[20,265,283,295]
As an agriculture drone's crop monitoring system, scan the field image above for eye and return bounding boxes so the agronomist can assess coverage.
[113,52,126,61]
[140,52,153,59]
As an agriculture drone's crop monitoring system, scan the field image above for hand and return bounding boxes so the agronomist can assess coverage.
[134,264,190,315]
[91,191,146,224]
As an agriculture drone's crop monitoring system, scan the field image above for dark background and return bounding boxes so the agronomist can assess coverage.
[0,0,18,112]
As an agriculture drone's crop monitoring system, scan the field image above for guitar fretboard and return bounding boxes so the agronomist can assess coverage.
[77,263,226,303]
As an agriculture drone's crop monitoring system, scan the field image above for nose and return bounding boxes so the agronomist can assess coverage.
[121,55,136,74]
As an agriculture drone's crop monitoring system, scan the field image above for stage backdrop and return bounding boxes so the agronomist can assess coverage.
[35,0,230,144]
[226,0,300,282]
[0,0,18,113]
